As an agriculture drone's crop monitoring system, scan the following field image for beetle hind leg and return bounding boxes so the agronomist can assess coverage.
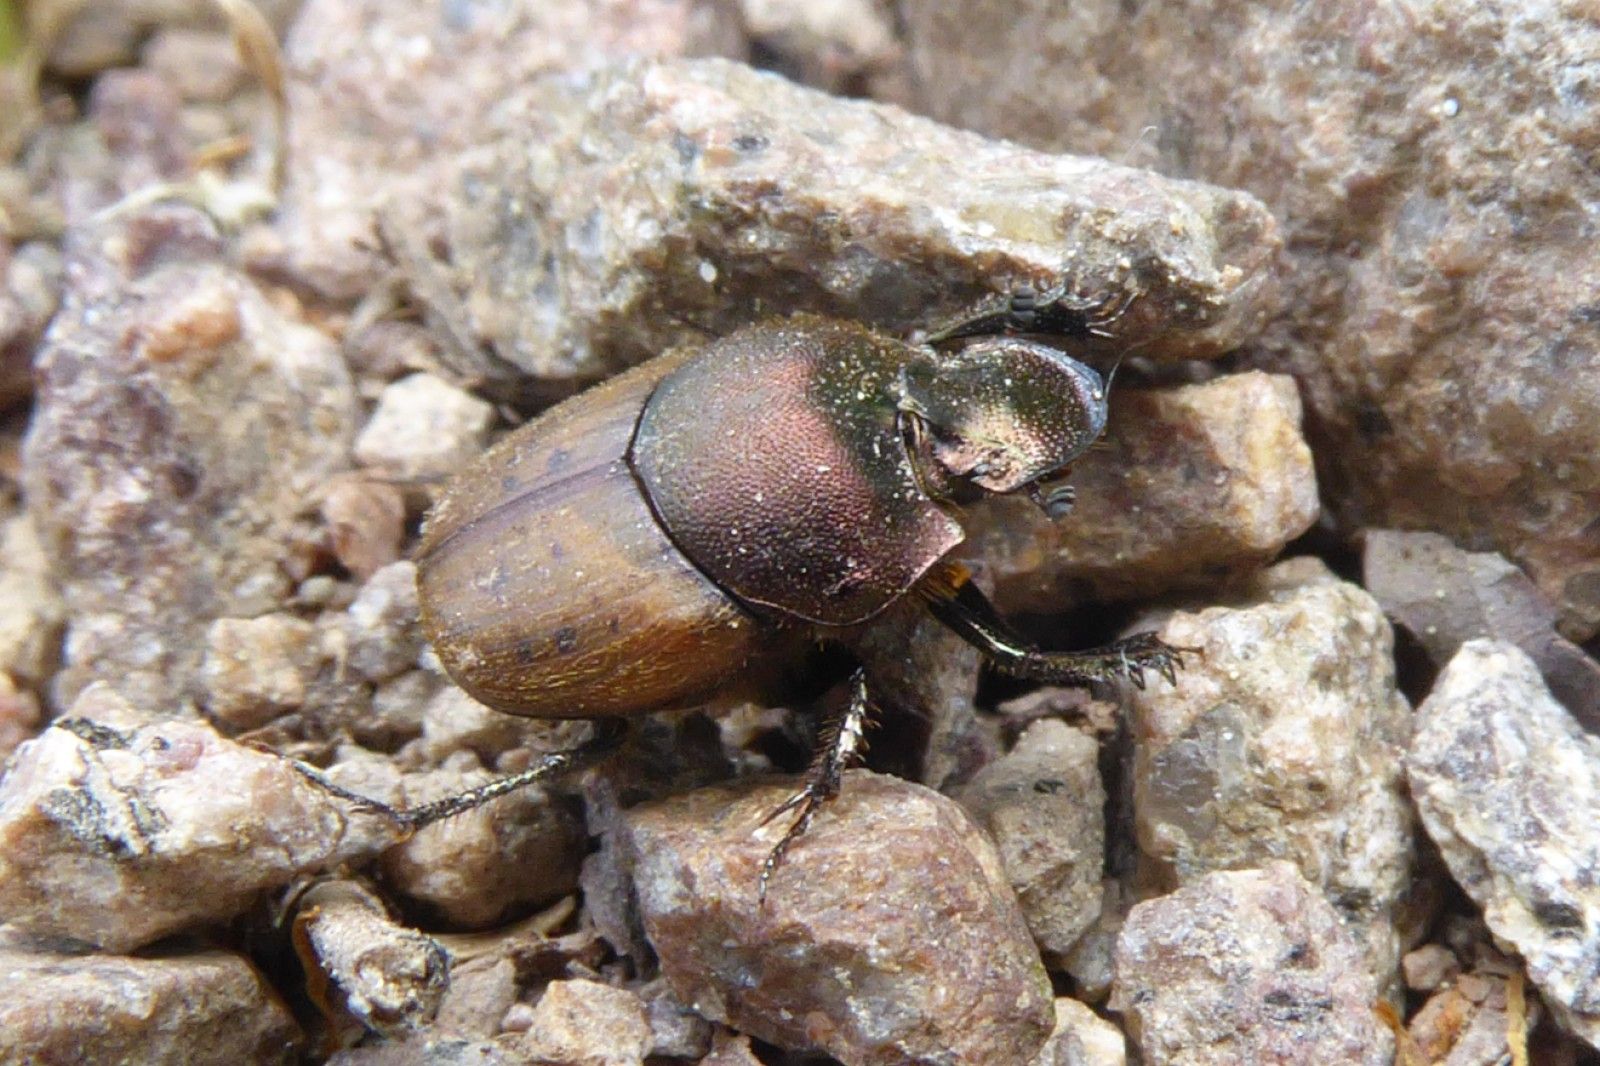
[292,719,628,833]
[758,669,874,903]
[920,564,1194,689]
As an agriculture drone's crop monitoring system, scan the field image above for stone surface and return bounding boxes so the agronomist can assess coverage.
[43,0,300,78]
[894,0,1600,640]
[1407,640,1600,1047]
[970,371,1319,613]
[353,373,496,482]
[294,877,449,1035]
[514,979,652,1066]
[274,0,743,300]
[0,240,61,409]
[1407,968,1537,1066]
[1128,558,1414,986]
[200,613,324,731]
[0,709,373,951]
[22,205,358,711]
[320,475,407,582]
[1111,863,1392,1065]
[1032,998,1126,1066]
[620,770,1054,1066]
[401,57,1279,391]
[0,513,63,691]
[737,0,900,94]
[956,719,1106,962]
[1364,529,1600,730]
[1402,943,1462,993]
[0,929,302,1064]
[348,759,586,930]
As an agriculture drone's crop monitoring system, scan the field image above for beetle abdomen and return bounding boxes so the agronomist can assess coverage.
[418,355,765,718]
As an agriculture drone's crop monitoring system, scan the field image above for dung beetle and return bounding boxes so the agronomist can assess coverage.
[310,284,1186,895]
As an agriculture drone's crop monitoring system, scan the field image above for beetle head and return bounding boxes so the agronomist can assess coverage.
[900,338,1108,495]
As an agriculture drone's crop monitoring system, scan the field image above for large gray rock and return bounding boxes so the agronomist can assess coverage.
[893,0,1600,641]
[619,770,1055,1066]
[23,204,358,711]
[1129,558,1415,987]
[1112,863,1392,1065]
[1407,640,1600,1048]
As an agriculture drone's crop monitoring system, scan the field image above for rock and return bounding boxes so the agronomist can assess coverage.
[736,0,901,95]
[433,955,516,1039]
[1363,529,1600,731]
[327,1037,519,1066]
[353,373,495,482]
[333,561,424,685]
[292,878,449,1036]
[1408,968,1538,1066]
[619,770,1054,1066]
[701,1029,766,1065]
[403,57,1278,391]
[0,513,64,690]
[0,928,302,1064]
[893,0,1600,640]
[640,978,715,1060]
[1401,944,1462,993]
[320,475,407,582]
[514,979,652,1066]
[972,372,1320,612]
[274,0,743,300]
[956,719,1106,962]
[200,614,324,731]
[365,760,586,929]
[0,709,373,951]
[1111,863,1392,1065]
[1129,558,1415,986]
[44,0,299,79]
[1032,998,1126,1066]
[0,240,61,409]
[1406,640,1600,1047]
[0,675,42,763]
[22,205,358,711]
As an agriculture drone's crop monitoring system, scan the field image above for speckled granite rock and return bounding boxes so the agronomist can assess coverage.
[969,371,1319,613]
[1031,998,1126,1066]
[894,0,1600,641]
[399,56,1279,391]
[620,770,1054,1066]
[274,0,743,300]
[1129,558,1414,986]
[956,719,1106,963]
[1112,862,1392,1065]
[514,979,653,1066]
[0,928,302,1064]
[22,204,358,711]
[1407,640,1600,1048]
[0,706,376,951]
[1364,529,1600,731]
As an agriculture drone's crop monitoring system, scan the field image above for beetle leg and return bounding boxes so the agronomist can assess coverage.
[920,280,1139,345]
[291,719,628,833]
[920,564,1194,688]
[758,669,874,903]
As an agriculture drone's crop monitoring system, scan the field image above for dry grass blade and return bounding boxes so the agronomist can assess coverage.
[211,0,287,191]
[1373,1000,1429,1066]
[1506,969,1529,1066]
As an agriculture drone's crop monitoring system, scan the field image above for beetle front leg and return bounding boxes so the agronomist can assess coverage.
[920,280,1138,345]
[292,719,628,833]
[920,565,1191,689]
[758,669,874,903]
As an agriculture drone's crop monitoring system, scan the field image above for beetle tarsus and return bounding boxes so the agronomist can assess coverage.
[758,670,874,904]
[294,720,628,832]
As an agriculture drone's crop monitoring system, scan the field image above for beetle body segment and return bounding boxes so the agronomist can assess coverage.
[418,352,766,718]
[632,316,964,627]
